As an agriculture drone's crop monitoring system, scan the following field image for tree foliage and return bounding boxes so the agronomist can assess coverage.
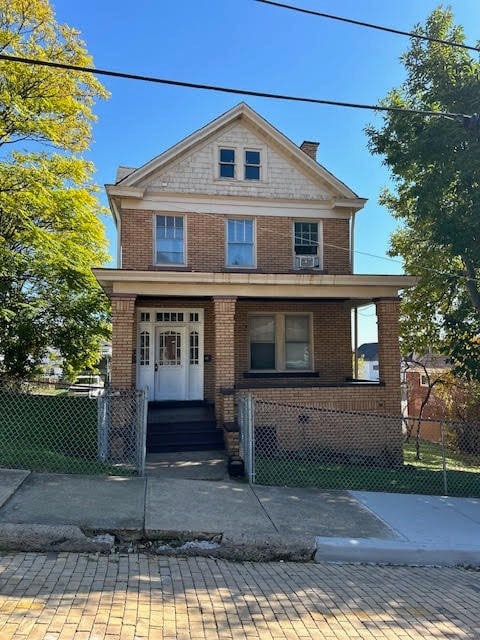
[366,7,480,379]
[0,0,110,381]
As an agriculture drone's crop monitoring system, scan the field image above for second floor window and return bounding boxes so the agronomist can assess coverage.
[227,219,254,267]
[219,148,235,178]
[155,215,184,265]
[294,221,320,269]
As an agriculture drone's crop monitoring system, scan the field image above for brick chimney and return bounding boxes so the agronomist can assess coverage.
[300,140,319,161]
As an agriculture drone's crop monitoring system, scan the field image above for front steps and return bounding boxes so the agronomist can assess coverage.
[146,401,225,453]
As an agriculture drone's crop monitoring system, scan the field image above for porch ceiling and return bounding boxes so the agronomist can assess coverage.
[93,268,417,300]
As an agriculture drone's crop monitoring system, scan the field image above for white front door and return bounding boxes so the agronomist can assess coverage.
[137,308,204,401]
[155,326,187,401]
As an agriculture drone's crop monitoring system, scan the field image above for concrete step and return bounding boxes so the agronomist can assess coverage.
[148,406,215,424]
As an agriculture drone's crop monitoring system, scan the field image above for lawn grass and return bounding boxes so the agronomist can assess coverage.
[0,391,134,476]
[254,439,480,497]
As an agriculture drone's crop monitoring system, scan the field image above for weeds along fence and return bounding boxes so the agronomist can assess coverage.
[237,395,480,497]
[0,382,147,476]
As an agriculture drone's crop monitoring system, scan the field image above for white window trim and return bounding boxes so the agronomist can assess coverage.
[225,217,257,269]
[248,312,314,372]
[218,147,236,180]
[292,220,323,270]
[214,144,267,184]
[244,148,262,181]
[153,213,187,266]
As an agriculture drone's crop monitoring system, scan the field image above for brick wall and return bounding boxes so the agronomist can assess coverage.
[375,298,401,414]
[111,295,137,389]
[405,370,448,442]
[252,396,403,465]
[121,211,351,274]
[213,297,237,426]
[234,299,352,385]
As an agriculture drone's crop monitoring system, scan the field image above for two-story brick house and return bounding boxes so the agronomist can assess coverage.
[94,103,415,458]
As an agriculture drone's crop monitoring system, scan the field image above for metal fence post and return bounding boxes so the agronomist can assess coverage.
[136,390,147,476]
[246,392,255,484]
[97,391,109,462]
[440,420,448,496]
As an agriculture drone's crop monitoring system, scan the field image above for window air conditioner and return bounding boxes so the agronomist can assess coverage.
[295,255,319,269]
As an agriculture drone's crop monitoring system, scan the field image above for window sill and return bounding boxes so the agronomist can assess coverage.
[148,265,191,271]
[213,178,266,186]
[244,371,319,378]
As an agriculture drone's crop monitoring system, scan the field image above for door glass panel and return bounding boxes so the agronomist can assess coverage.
[190,331,199,364]
[159,331,181,365]
[139,331,150,366]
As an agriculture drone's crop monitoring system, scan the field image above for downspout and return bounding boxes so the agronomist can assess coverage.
[350,209,356,273]
[351,209,358,379]
[353,306,359,380]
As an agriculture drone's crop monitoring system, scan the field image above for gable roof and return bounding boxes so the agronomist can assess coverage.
[115,102,364,202]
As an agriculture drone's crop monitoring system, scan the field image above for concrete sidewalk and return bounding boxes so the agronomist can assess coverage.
[0,466,480,565]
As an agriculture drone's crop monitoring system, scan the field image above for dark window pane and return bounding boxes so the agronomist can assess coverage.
[245,165,260,180]
[295,244,317,255]
[251,343,275,369]
[220,148,235,163]
[220,164,235,178]
[245,150,260,165]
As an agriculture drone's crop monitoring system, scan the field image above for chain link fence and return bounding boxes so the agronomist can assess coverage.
[237,395,480,497]
[0,381,147,476]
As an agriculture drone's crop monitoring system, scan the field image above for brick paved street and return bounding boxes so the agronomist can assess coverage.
[0,553,479,639]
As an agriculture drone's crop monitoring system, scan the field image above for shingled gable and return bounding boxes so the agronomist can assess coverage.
[110,102,365,206]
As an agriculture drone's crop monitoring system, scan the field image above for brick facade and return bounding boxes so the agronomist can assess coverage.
[101,104,410,462]
[375,298,401,413]
[111,295,137,389]
[121,212,351,275]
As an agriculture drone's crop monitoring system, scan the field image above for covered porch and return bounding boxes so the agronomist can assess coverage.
[94,268,415,456]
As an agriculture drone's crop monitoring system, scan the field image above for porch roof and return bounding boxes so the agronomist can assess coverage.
[93,268,416,301]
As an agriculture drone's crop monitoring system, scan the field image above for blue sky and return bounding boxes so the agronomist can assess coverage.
[53,0,480,342]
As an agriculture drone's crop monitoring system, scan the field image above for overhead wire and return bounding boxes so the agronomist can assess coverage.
[0,53,474,122]
[255,0,480,53]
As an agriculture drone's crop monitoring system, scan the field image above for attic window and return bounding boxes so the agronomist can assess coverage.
[244,150,260,180]
[219,148,235,178]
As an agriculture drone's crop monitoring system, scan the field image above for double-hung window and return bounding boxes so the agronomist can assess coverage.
[155,215,184,265]
[249,313,312,371]
[244,150,261,180]
[218,148,262,181]
[219,148,235,178]
[294,221,320,268]
[226,219,254,267]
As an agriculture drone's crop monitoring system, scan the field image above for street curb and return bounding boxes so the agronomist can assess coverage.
[0,523,115,553]
[315,536,480,566]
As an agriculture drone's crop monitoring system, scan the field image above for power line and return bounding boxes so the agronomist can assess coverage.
[0,53,471,121]
[255,0,480,53]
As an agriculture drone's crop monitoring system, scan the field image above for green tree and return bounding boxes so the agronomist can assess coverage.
[366,7,480,379]
[0,0,110,381]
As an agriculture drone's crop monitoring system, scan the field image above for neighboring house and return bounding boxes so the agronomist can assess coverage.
[357,342,379,381]
[93,103,415,460]
[403,354,451,442]
[40,348,64,381]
